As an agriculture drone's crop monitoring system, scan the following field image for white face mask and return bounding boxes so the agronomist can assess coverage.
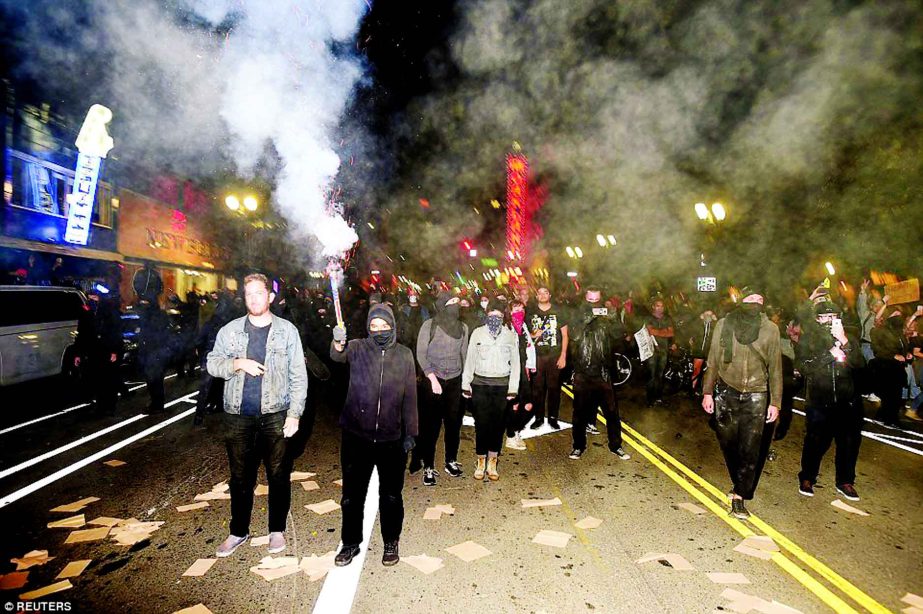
[480,300,489,309]
[409,296,418,305]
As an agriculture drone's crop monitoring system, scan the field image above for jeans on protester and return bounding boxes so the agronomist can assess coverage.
[531,353,562,421]
[224,411,290,537]
[471,384,508,455]
[799,399,863,486]
[340,429,407,546]
[572,375,622,452]
[418,376,463,467]
[646,350,667,404]
[712,382,771,500]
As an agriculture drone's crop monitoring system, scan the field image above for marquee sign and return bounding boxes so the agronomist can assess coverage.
[64,104,114,245]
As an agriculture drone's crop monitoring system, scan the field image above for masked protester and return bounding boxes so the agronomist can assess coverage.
[398,290,429,350]
[462,299,520,481]
[506,300,536,450]
[702,287,782,519]
[567,287,631,461]
[870,307,911,427]
[795,302,864,500]
[75,289,123,415]
[526,285,569,429]
[412,291,468,485]
[330,304,418,567]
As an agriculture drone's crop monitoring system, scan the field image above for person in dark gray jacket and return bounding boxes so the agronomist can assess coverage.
[330,303,418,568]
[413,291,468,486]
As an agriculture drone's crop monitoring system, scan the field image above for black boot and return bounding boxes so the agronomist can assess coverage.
[335,544,361,567]
[382,541,399,566]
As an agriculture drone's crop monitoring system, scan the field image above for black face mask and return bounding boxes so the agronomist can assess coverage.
[444,304,460,320]
[741,303,762,315]
[372,330,393,347]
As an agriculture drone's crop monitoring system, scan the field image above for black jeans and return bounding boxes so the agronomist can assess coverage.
[418,375,463,467]
[224,411,290,536]
[871,358,905,424]
[712,382,771,500]
[471,384,508,454]
[646,350,667,403]
[799,399,863,486]
[572,376,622,452]
[505,398,533,437]
[340,429,407,545]
[141,359,166,412]
[88,353,119,413]
[531,353,562,421]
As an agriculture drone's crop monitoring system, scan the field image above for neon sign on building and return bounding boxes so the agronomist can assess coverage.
[63,104,114,245]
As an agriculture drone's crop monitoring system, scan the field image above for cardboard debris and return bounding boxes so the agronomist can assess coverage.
[423,507,443,520]
[103,459,126,467]
[183,559,217,577]
[109,519,165,546]
[300,481,320,492]
[676,502,708,515]
[445,541,491,563]
[574,516,603,530]
[434,504,455,515]
[173,605,214,614]
[290,471,317,481]
[47,514,86,529]
[733,543,773,561]
[194,491,231,502]
[333,479,343,486]
[254,484,269,496]
[256,556,300,569]
[532,530,572,548]
[250,556,300,581]
[19,580,73,601]
[521,497,562,508]
[176,502,210,513]
[706,572,750,584]
[212,482,229,493]
[903,594,923,609]
[831,500,870,516]
[0,571,29,590]
[11,550,54,571]
[305,500,340,515]
[65,527,111,544]
[635,552,695,571]
[56,560,91,580]
[401,554,445,575]
[740,536,780,553]
[50,497,100,513]
[87,517,123,528]
[719,589,804,614]
[250,535,270,547]
[299,552,337,581]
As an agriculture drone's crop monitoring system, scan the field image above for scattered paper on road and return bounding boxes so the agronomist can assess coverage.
[423,507,443,520]
[173,604,214,614]
[211,482,229,493]
[47,514,85,529]
[87,517,123,528]
[521,497,562,508]
[11,550,55,570]
[306,500,340,515]
[676,502,708,515]
[290,471,317,481]
[194,491,231,501]
[183,559,217,577]
[902,594,923,609]
[635,552,695,571]
[706,572,750,584]
[64,527,110,544]
[575,516,603,530]
[402,554,445,575]
[532,530,572,548]
[0,571,29,590]
[109,519,164,546]
[56,560,91,580]
[740,536,779,552]
[300,552,337,581]
[445,541,491,562]
[177,502,210,513]
[19,579,72,601]
[300,481,320,491]
[733,543,773,560]
[251,535,270,547]
[333,479,343,486]
[103,459,126,467]
[831,500,870,516]
[902,607,923,614]
[250,556,300,581]
[434,504,455,515]
[254,484,269,496]
[50,497,100,513]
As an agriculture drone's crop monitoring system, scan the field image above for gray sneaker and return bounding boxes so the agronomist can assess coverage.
[216,534,249,558]
[268,532,286,554]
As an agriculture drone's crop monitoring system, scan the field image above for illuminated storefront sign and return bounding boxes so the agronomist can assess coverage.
[64,105,114,245]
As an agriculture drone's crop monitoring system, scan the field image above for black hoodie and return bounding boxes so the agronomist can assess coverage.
[330,304,418,442]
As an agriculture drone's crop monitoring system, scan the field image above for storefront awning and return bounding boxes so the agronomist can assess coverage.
[0,236,123,262]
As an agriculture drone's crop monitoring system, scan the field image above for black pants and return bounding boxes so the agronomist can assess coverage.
[871,358,905,424]
[418,375,463,467]
[712,382,771,500]
[646,350,667,403]
[531,353,562,421]
[224,412,290,536]
[88,353,119,413]
[799,400,862,486]
[195,367,222,416]
[471,384,508,454]
[141,358,166,412]
[505,398,533,437]
[572,376,622,451]
[340,429,407,546]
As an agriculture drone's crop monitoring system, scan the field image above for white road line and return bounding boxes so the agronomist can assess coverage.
[0,392,198,509]
[313,468,379,614]
[0,403,91,436]
[861,432,923,457]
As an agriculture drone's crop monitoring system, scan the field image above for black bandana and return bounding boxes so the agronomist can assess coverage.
[721,306,762,363]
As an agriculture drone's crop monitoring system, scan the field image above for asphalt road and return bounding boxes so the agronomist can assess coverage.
[0,369,920,614]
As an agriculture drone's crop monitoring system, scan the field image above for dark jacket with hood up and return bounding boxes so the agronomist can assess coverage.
[330,304,418,442]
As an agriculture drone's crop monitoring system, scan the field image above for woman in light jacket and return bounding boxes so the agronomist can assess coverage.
[462,298,520,480]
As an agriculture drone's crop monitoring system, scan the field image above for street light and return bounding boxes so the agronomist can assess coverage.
[607,235,617,246]
[712,202,726,221]
[596,234,607,247]
[825,262,836,276]
[574,246,583,258]
[226,195,241,211]
[695,202,709,220]
[243,195,259,212]
[566,246,575,258]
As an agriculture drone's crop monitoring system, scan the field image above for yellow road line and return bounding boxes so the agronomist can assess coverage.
[560,385,890,613]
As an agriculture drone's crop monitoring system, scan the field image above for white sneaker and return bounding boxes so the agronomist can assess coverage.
[864,393,881,403]
[506,435,526,450]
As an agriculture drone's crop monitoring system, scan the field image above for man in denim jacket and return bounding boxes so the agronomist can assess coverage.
[207,273,308,558]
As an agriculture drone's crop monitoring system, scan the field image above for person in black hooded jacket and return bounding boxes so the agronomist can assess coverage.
[330,303,418,568]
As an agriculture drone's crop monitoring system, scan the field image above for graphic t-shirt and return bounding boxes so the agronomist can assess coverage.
[528,305,565,356]
[241,319,271,416]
